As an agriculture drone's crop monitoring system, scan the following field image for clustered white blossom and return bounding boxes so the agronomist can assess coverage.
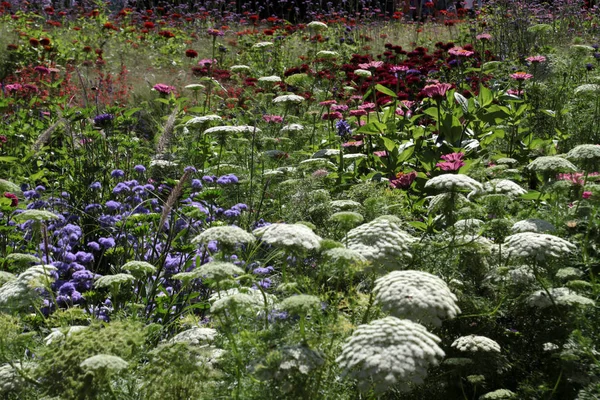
[425,174,483,192]
[312,149,340,158]
[5,253,41,264]
[495,157,518,166]
[121,261,156,275]
[451,335,501,353]
[192,226,256,250]
[555,267,583,281]
[479,389,516,399]
[170,327,218,346]
[526,156,577,173]
[0,272,15,286]
[13,210,60,223]
[273,95,305,104]
[204,125,262,135]
[184,83,205,90]
[275,346,325,375]
[185,115,222,127]
[307,21,328,30]
[195,261,244,281]
[453,219,484,234]
[336,317,445,393]
[95,273,134,289]
[230,65,251,72]
[346,216,416,270]
[480,179,527,197]
[79,354,128,372]
[316,50,338,58]
[44,325,88,346]
[149,159,177,168]
[527,287,595,308]
[374,271,461,327]
[574,83,600,95]
[322,247,367,264]
[503,232,576,261]
[0,364,24,393]
[330,200,362,212]
[566,144,600,161]
[428,193,468,214]
[253,223,322,252]
[511,219,555,233]
[258,75,282,83]
[211,293,261,314]
[280,123,305,133]
[507,265,536,285]
[279,294,321,316]
[252,41,274,48]
[0,264,56,311]
[354,69,372,77]
[329,211,364,226]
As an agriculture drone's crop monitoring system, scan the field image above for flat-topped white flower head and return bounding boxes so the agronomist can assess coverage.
[479,389,517,399]
[252,41,274,48]
[307,21,328,30]
[527,156,577,173]
[273,95,305,104]
[80,354,128,372]
[204,125,261,135]
[230,65,251,72]
[316,50,338,58]
[354,69,372,77]
[528,287,595,308]
[511,218,555,233]
[279,294,321,316]
[121,261,156,275]
[480,179,527,197]
[451,335,501,353]
[258,75,282,83]
[566,144,600,161]
[280,123,305,133]
[374,270,461,327]
[425,174,483,192]
[346,216,415,270]
[170,327,218,345]
[196,261,244,281]
[13,210,60,223]
[192,226,255,250]
[336,316,444,393]
[253,223,322,252]
[503,232,576,261]
[95,273,134,288]
[185,115,222,127]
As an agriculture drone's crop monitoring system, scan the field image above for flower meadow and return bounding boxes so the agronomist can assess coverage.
[1,0,600,398]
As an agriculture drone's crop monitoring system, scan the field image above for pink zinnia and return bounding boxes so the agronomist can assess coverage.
[331,104,348,112]
[322,111,343,120]
[389,171,417,189]
[152,83,176,94]
[34,65,50,74]
[526,55,546,64]
[373,150,388,157]
[390,65,409,75]
[510,72,533,81]
[358,61,384,70]
[349,109,367,117]
[198,58,216,66]
[583,191,593,199]
[436,152,465,171]
[263,114,283,123]
[4,83,22,93]
[358,102,376,111]
[507,89,524,96]
[476,33,492,41]
[319,99,337,107]
[421,83,453,100]
[448,47,475,57]
[342,140,363,147]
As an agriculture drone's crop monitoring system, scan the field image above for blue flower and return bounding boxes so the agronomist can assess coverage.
[93,113,114,126]
[98,237,115,249]
[202,175,215,183]
[336,119,352,138]
[134,165,146,173]
[89,181,101,190]
[111,169,125,178]
[105,200,121,211]
[253,265,274,275]
[184,166,197,173]
[191,179,203,190]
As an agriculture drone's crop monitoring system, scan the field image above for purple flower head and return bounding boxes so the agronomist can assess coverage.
[202,175,215,183]
[253,265,274,275]
[75,251,94,264]
[94,113,114,126]
[152,83,176,94]
[134,164,146,173]
[89,181,101,190]
[184,166,197,173]
[98,237,115,249]
[191,179,203,190]
[111,169,125,179]
[35,185,46,192]
[217,174,239,185]
[436,152,465,171]
[58,282,76,296]
[105,200,121,211]
[335,119,352,138]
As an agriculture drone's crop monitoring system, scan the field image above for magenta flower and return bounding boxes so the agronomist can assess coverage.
[526,55,546,64]
[421,83,453,100]
[510,72,533,81]
[34,65,50,74]
[436,152,465,171]
[583,191,593,199]
[322,111,343,121]
[389,171,417,189]
[207,28,224,37]
[358,102,376,111]
[263,114,283,123]
[476,33,492,41]
[358,61,384,70]
[152,83,176,94]
[448,47,475,57]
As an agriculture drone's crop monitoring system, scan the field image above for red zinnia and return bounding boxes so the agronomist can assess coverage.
[3,192,18,207]
[185,49,198,58]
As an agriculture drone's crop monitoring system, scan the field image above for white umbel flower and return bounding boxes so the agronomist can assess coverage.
[330,200,362,212]
[453,219,484,234]
[346,215,416,270]
[479,389,516,399]
[374,271,460,327]
[171,327,218,346]
[0,264,56,311]
[211,293,261,314]
[5,253,41,264]
[503,232,576,261]
[425,174,483,192]
[307,21,328,30]
[527,287,595,308]
[196,261,244,281]
[80,354,128,372]
[511,218,555,233]
[354,69,372,77]
[204,125,261,135]
[253,223,322,252]
[323,247,367,264]
[252,41,274,48]
[185,115,222,126]
[192,226,256,249]
[95,273,135,289]
[230,65,251,72]
[566,144,600,161]
[316,50,338,58]
[44,325,88,346]
[336,317,444,393]
[121,261,156,275]
[273,95,305,104]
[526,156,577,173]
[480,179,527,197]
[451,335,501,353]
[258,75,282,83]
[13,210,60,223]
[279,294,321,316]
[0,363,24,393]
[280,123,305,133]
[184,83,205,91]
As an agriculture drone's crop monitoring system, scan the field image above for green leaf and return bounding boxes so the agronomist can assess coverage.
[0,157,18,163]
[397,144,415,163]
[381,137,397,153]
[478,85,494,107]
[124,108,143,118]
[520,191,546,200]
[357,121,386,135]
[374,84,397,98]
[454,92,469,114]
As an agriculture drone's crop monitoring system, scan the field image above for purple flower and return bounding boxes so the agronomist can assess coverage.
[98,237,115,249]
[84,203,102,213]
[191,179,203,190]
[35,185,46,192]
[111,169,125,178]
[89,181,101,190]
[58,282,76,296]
[253,265,274,275]
[202,175,215,183]
[335,119,352,138]
[105,200,121,211]
[93,113,114,126]
[134,165,146,173]
[75,251,94,264]
[184,166,197,173]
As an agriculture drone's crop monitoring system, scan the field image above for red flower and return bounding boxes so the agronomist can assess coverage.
[40,37,51,46]
[390,171,417,189]
[29,38,40,47]
[185,49,198,58]
[143,21,155,29]
[3,192,18,207]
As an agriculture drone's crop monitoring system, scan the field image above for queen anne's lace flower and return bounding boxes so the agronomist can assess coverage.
[253,223,322,252]
[354,69,372,77]
[507,265,536,285]
[95,273,135,288]
[307,21,328,30]
[374,271,460,327]
[451,335,501,353]
[527,287,595,308]
[479,389,516,399]
[316,50,338,58]
[252,41,274,48]
[503,232,576,261]
[428,193,469,214]
[171,327,218,345]
[480,179,527,197]
[425,174,483,192]
[329,211,364,225]
[526,156,577,173]
[346,216,416,270]
[273,95,305,104]
[5,253,41,265]
[80,354,128,372]
[192,226,256,250]
[279,294,321,316]
[330,200,362,211]
[0,179,20,194]
[566,144,600,161]
[280,124,305,133]
[495,158,518,166]
[13,210,60,223]
[185,115,222,126]
[0,265,56,311]
[258,75,282,82]
[336,317,445,393]
[196,261,244,281]
[204,125,261,135]
[0,364,24,393]
[555,267,583,281]
[453,219,484,234]
[323,247,367,264]
[230,65,251,72]
[121,261,156,275]
[0,272,15,286]
[44,325,88,346]
[511,218,555,233]
[211,293,261,314]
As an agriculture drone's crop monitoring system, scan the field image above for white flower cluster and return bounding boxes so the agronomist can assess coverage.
[307,21,328,30]
[273,95,305,104]
[184,83,205,90]
[121,261,156,275]
[276,346,325,375]
[507,265,536,285]
[0,264,56,311]
[13,210,60,223]
[566,144,600,161]
[95,273,134,289]
[171,327,218,346]
[196,261,244,281]
[451,335,501,353]
[211,293,261,314]
[0,364,23,394]
[80,354,128,372]
[279,294,321,316]
[336,317,444,393]
[253,223,322,252]
[0,272,15,286]
[280,123,305,133]
[5,253,41,264]
[374,271,461,327]
[230,65,251,72]
[453,219,484,234]
[527,156,577,173]
[555,267,583,281]
[574,83,600,95]
[346,216,416,270]
[527,287,595,308]
[323,247,367,264]
[330,200,362,212]
[185,115,222,127]
[252,41,274,48]
[428,193,468,214]
[479,389,516,399]
[44,325,88,346]
[192,226,256,249]
[425,174,483,192]
[149,159,177,168]
[258,75,282,83]
[480,179,527,197]
[503,232,576,261]
[511,219,555,233]
[204,125,262,135]
[354,69,372,77]
[316,50,338,58]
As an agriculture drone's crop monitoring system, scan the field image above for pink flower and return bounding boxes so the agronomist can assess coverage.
[507,89,524,96]
[421,83,453,100]
[583,191,593,199]
[4,83,22,93]
[389,171,417,189]
[152,83,176,94]
[510,72,533,81]
[358,102,376,111]
[476,33,492,41]
[207,28,224,37]
[342,140,363,147]
[448,47,475,57]
[526,55,546,64]
[358,61,384,70]
[322,111,343,120]
[390,65,409,76]
[331,104,348,112]
[349,109,367,117]
[312,169,329,178]
[319,99,337,107]
[34,65,50,74]
[373,150,388,157]
[436,152,465,171]
[263,114,283,123]
[198,58,216,66]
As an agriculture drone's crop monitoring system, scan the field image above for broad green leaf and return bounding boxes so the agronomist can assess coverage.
[374,84,397,98]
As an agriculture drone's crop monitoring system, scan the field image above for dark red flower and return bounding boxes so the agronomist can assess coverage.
[3,192,18,207]
[185,49,198,58]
